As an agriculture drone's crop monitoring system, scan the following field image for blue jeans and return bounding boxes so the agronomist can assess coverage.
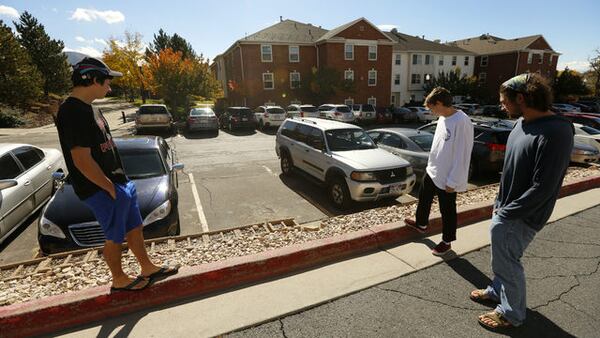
[484,213,537,326]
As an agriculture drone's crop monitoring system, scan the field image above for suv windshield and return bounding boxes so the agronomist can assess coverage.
[139,106,168,115]
[301,106,318,112]
[326,129,377,151]
[362,105,375,112]
[119,149,166,179]
[336,106,351,113]
[409,134,434,151]
[267,108,285,114]
[190,108,214,116]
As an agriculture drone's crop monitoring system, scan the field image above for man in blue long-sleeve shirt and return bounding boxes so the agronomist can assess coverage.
[472,73,574,331]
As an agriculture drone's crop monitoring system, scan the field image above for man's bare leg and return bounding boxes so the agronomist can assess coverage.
[103,240,146,288]
[125,225,162,276]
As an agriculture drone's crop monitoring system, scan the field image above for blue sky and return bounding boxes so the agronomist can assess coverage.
[1,0,598,71]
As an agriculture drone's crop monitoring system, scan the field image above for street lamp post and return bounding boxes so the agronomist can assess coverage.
[136,59,146,104]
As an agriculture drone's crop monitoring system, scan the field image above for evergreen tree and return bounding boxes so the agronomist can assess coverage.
[0,20,43,106]
[146,29,196,59]
[14,11,70,95]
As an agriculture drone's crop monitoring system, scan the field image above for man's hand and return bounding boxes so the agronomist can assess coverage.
[445,186,455,193]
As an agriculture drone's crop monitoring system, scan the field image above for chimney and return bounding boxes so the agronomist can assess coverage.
[280,16,283,22]
[422,35,425,39]
[391,28,397,34]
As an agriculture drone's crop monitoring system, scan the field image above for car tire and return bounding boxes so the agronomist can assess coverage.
[329,176,352,209]
[280,151,294,176]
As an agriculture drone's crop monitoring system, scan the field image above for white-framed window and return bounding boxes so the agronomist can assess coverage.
[527,53,533,64]
[289,71,301,89]
[262,72,274,90]
[261,44,272,62]
[464,56,469,66]
[368,69,377,86]
[411,74,421,84]
[412,54,422,65]
[344,98,354,106]
[439,56,444,66]
[367,96,376,106]
[344,69,354,81]
[395,54,401,65]
[290,99,301,105]
[480,56,489,67]
[345,44,354,60]
[425,54,431,65]
[265,101,276,106]
[479,72,487,85]
[538,54,543,64]
[452,56,457,66]
[289,46,299,63]
[394,74,400,85]
[368,45,377,61]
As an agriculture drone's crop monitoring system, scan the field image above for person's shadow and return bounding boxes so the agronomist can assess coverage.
[415,238,576,337]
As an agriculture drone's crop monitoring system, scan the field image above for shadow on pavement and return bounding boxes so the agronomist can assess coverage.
[221,129,257,137]
[181,130,219,140]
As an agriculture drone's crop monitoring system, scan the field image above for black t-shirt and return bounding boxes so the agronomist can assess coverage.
[56,97,128,200]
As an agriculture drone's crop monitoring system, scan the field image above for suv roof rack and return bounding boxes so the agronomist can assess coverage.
[290,116,318,125]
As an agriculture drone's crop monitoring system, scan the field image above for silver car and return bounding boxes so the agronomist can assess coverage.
[186,107,219,132]
[0,144,65,244]
[368,128,433,179]
[571,142,600,164]
[135,104,174,132]
[318,104,355,123]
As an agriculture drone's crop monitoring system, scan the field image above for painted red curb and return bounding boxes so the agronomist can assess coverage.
[1,174,599,337]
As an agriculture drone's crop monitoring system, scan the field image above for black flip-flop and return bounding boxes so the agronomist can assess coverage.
[110,276,150,292]
[145,264,181,282]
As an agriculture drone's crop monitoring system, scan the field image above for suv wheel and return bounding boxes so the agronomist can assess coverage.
[329,177,352,209]
[280,151,294,176]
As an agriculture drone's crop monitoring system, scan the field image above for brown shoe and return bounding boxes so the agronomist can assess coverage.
[404,218,427,233]
[432,241,451,256]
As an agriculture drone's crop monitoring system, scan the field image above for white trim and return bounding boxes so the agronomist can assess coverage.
[368,45,377,61]
[394,53,401,65]
[344,69,354,81]
[368,69,377,86]
[464,56,469,66]
[289,45,300,63]
[425,54,431,65]
[261,44,272,63]
[262,72,274,90]
[289,71,301,89]
[394,73,400,85]
[290,99,301,105]
[265,101,276,106]
[411,73,421,84]
[345,43,354,60]
[412,54,422,65]
[367,96,376,106]
[451,55,457,66]
[438,55,444,66]
[344,98,354,106]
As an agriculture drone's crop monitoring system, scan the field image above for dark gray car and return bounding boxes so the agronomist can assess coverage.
[367,128,433,179]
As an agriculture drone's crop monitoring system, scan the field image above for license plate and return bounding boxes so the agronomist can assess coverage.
[242,118,248,121]
[366,113,371,117]
[390,184,406,194]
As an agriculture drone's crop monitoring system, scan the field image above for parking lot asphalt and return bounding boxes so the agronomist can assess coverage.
[0,109,497,265]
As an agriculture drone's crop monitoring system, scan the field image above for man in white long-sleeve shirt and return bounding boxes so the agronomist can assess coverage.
[405,87,474,256]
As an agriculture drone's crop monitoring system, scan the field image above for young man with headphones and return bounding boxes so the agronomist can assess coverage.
[55,57,179,291]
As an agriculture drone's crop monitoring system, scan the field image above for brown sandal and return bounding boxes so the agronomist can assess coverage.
[478,311,513,331]
[470,289,498,305]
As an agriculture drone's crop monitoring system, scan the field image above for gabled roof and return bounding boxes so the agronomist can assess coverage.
[316,17,394,43]
[448,34,555,55]
[384,30,472,54]
[242,19,328,44]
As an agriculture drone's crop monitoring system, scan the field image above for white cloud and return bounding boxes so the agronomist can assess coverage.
[70,8,125,24]
[377,24,398,32]
[63,46,103,58]
[94,38,107,46]
[0,5,19,18]
[75,36,87,42]
[52,8,58,13]
[558,60,590,72]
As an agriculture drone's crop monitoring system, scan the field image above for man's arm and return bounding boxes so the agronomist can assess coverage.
[71,147,116,199]
[446,120,474,191]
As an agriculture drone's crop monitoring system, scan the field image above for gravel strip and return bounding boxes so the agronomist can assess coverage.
[0,166,598,307]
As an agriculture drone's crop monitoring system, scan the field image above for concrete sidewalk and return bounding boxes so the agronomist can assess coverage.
[54,189,600,338]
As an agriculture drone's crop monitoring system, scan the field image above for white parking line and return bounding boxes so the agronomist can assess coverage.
[262,165,276,176]
[187,173,210,233]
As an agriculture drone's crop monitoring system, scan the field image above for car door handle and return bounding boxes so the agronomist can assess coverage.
[24,180,31,186]
[46,165,52,170]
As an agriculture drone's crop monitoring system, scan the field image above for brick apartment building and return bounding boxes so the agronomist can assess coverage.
[211,18,395,108]
[450,34,560,101]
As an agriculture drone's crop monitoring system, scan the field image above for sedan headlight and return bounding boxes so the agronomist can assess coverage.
[39,215,66,239]
[351,171,377,182]
[143,200,172,226]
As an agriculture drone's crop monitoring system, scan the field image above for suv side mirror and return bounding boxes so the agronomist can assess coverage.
[172,163,184,172]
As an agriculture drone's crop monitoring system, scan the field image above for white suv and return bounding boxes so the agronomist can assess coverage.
[275,118,416,209]
[255,106,287,130]
[318,104,355,123]
[286,104,320,118]
[352,104,377,123]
